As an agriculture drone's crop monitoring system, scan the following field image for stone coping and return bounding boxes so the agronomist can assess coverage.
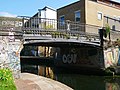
[15,73,73,90]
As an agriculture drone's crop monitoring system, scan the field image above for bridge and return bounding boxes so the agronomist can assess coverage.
[0,17,120,78]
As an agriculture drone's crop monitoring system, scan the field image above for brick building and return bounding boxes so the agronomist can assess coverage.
[57,0,120,34]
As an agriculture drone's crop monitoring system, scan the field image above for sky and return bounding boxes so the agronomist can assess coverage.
[0,0,120,17]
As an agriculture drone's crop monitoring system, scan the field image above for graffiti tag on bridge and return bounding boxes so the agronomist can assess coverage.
[62,54,77,64]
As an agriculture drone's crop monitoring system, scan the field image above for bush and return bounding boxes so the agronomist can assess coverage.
[0,68,16,90]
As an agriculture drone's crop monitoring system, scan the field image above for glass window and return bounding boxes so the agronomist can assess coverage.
[75,11,81,22]
[60,15,65,26]
[98,12,102,20]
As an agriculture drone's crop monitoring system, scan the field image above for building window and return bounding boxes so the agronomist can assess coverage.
[98,12,102,20]
[60,15,65,26]
[75,11,81,22]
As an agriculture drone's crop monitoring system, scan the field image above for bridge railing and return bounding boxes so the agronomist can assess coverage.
[22,17,101,40]
[0,16,119,43]
[22,17,85,32]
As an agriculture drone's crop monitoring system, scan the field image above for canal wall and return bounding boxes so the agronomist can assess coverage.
[104,47,120,68]
[0,35,23,78]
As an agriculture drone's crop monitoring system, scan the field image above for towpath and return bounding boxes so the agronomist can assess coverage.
[15,73,73,90]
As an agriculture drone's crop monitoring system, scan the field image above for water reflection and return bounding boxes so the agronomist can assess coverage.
[21,64,120,90]
[38,66,54,79]
[55,74,120,90]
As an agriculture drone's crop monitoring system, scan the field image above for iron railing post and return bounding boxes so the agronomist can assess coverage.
[99,28,104,47]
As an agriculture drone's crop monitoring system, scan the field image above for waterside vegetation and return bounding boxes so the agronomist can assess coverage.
[0,68,16,90]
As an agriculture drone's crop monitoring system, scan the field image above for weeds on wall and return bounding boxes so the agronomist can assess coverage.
[0,68,16,90]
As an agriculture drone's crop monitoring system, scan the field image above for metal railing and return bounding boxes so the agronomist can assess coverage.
[22,17,85,32]
[104,16,120,31]
[0,16,119,42]
[22,17,101,40]
[103,16,120,41]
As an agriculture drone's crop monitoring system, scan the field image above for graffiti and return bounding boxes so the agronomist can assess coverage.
[8,51,18,62]
[104,48,119,68]
[62,54,77,64]
[1,21,22,27]
[8,31,15,42]
[106,83,120,90]
[118,48,120,65]
[0,36,22,78]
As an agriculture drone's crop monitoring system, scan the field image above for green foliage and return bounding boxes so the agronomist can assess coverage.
[105,24,110,34]
[25,31,32,34]
[46,25,53,29]
[51,31,71,39]
[65,34,70,39]
[104,24,110,38]
[0,68,16,90]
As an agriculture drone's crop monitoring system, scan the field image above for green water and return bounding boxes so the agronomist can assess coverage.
[21,64,120,90]
[54,74,120,90]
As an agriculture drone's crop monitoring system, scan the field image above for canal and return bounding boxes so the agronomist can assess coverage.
[20,45,120,90]
[21,64,120,90]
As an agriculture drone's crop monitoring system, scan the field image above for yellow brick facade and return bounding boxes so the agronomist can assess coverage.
[57,0,120,34]
[86,0,120,27]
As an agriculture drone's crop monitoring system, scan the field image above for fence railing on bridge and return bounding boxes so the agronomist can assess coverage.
[22,17,86,32]
[0,16,120,45]
[22,17,101,40]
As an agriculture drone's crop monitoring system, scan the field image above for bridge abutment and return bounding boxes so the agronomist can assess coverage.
[0,33,23,78]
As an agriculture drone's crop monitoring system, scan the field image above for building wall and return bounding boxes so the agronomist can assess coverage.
[57,0,120,34]
[46,8,57,20]
[104,47,119,68]
[41,8,57,19]
[86,0,120,33]
[97,0,120,9]
[30,7,57,30]
[57,0,85,23]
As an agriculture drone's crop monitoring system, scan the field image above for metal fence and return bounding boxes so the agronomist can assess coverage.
[22,17,100,35]
[0,16,119,41]
[104,16,120,31]
[103,16,120,40]
[22,17,85,32]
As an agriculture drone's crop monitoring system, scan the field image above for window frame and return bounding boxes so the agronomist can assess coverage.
[97,12,103,20]
[59,15,65,26]
[75,10,81,22]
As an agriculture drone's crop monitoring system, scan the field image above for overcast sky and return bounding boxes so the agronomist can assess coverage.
[0,0,119,17]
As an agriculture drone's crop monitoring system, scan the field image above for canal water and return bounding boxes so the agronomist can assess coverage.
[21,64,120,90]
